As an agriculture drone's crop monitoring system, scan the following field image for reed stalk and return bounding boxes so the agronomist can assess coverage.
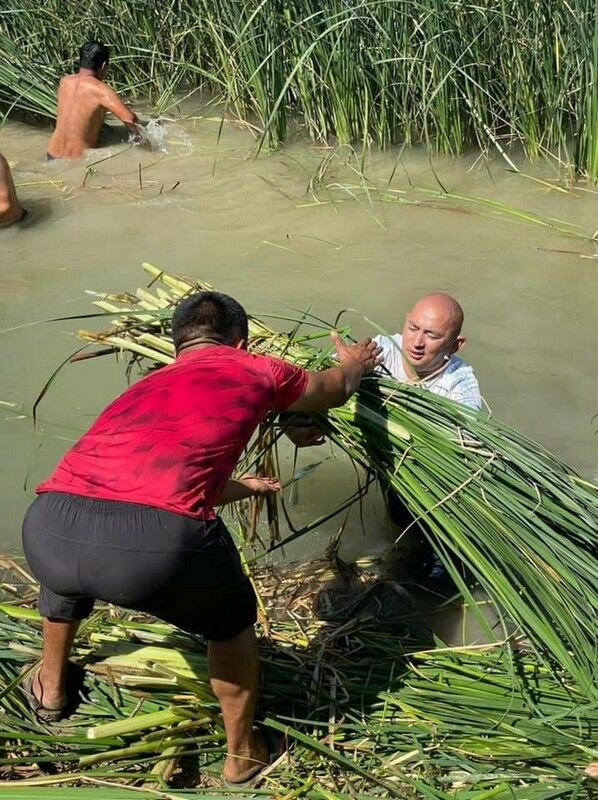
[0,588,595,797]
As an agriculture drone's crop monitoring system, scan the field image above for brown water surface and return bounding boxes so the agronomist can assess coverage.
[1,109,597,640]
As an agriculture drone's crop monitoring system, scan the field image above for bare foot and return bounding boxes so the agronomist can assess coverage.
[222,728,269,785]
[585,763,598,780]
[34,667,66,710]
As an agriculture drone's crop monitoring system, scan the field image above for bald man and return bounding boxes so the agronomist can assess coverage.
[283,294,481,582]
[284,293,481,447]
[374,293,481,410]
[0,154,26,227]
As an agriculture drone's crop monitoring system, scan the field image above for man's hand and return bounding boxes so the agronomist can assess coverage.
[128,121,147,146]
[331,332,383,375]
[212,476,280,505]
[238,475,281,496]
[279,411,326,448]
[284,333,383,414]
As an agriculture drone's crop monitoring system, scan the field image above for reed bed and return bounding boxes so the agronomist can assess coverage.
[0,558,595,798]
[58,262,598,704]
[1,1,597,179]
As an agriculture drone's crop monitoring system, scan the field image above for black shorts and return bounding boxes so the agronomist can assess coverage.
[22,492,257,641]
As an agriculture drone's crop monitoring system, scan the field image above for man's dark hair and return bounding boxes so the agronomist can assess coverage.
[172,291,249,350]
[79,41,109,72]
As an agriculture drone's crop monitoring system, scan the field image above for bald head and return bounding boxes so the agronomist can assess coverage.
[401,293,466,377]
[409,293,464,337]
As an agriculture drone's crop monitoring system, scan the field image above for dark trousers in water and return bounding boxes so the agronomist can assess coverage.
[383,488,429,579]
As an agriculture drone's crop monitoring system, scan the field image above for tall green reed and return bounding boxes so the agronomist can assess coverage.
[1,1,596,172]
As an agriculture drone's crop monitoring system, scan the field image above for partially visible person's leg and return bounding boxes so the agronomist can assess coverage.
[56,503,269,779]
[22,493,96,716]
[382,487,428,580]
[208,625,268,783]
[35,618,80,709]
[0,152,24,226]
[141,514,268,784]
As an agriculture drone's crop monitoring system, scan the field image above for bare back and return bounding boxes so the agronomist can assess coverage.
[47,72,136,159]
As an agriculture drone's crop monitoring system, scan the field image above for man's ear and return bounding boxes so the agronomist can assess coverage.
[453,335,466,353]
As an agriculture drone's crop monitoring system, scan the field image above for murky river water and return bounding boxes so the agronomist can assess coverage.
[1,107,597,642]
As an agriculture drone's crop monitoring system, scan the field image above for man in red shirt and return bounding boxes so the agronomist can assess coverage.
[22,290,381,786]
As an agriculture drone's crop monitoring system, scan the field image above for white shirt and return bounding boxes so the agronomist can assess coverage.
[374,334,482,410]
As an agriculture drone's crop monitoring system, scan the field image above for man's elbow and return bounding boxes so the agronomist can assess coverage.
[334,381,353,408]
[319,375,352,410]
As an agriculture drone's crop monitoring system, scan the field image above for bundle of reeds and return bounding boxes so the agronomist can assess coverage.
[1,1,597,178]
[67,263,598,703]
[0,558,595,797]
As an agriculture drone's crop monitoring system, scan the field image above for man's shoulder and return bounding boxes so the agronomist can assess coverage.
[59,73,104,94]
[245,349,295,374]
[183,346,286,377]
[157,347,283,392]
[443,355,478,386]
[373,334,403,378]
[374,332,402,344]
[57,74,74,92]
[442,355,481,406]
[82,75,108,94]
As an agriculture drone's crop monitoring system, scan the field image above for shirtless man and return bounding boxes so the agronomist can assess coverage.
[0,153,26,227]
[47,41,141,160]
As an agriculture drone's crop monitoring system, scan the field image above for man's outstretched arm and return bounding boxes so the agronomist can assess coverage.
[287,332,382,414]
[213,476,281,506]
[99,85,141,137]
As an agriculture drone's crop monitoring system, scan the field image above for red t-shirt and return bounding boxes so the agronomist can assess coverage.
[37,346,308,519]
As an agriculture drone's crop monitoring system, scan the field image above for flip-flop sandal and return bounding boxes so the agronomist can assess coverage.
[20,662,67,723]
[222,722,285,788]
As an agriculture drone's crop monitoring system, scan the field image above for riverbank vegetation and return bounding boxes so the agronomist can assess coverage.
[1,558,596,798]
[1,1,597,179]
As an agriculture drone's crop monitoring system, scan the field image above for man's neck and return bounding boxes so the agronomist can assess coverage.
[176,337,227,357]
[401,356,451,382]
[78,68,99,79]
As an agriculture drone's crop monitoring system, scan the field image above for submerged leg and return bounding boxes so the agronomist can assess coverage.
[208,625,268,783]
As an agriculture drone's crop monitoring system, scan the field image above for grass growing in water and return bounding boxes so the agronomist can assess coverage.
[1,1,597,179]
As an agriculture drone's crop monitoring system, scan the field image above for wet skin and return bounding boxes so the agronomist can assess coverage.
[0,153,25,227]
[47,67,138,159]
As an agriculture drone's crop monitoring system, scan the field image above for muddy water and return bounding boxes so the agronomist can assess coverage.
[1,109,597,642]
